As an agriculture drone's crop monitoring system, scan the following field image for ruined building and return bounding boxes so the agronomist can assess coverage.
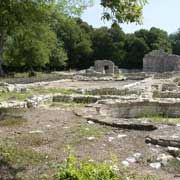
[94,60,119,74]
[143,50,180,73]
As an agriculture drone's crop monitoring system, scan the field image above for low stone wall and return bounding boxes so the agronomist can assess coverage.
[85,88,140,96]
[153,91,180,99]
[95,99,180,118]
[0,101,27,108]
[124,72,148,80]
[53,94,100,104]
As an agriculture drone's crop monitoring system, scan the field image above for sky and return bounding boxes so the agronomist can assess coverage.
[81,0,180,34]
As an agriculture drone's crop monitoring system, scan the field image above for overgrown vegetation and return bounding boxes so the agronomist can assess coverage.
[65,124,110,146]
[0,108,27,126]
[164,159,180,174]
[50,102,87,108]
[54,150,157,180]
[0,142,47,167]
[144,115,180,124]
[1,1,180,73]
[0,87,78,101]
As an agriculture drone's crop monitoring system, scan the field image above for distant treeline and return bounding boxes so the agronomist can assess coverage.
[2,17,180,72]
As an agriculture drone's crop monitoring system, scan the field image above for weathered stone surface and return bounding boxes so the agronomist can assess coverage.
[145,136,180,148]
[161,83,178,91]
[95,99,180,118]
[143,50,180,73]
[153,91,180,99]
[94,60,118,74]
[85,87,140,96]
[0,101,27,108]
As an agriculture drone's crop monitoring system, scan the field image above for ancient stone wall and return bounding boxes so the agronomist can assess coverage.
[143,50,180,73]
[94,60,118,74]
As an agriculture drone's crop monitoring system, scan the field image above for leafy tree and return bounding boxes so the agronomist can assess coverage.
[169,29,180,55]
[91,27,113,60]
[123,34,149,68]
[3,24,67,72]
[0,0,92,75]
[0,0,56,75]
[108,23,126,66]
[100,0,148,23]
[148,27,172,53]
[91,23,126,66]
[135,27,172,53]
[54,16,93,69]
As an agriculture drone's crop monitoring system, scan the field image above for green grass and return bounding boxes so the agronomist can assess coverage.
[0,142,47,167]
[0,87,78,102]
[164,159,180,174]
[50,102,87,108]
[0,116,27,127]
[54,151,158,180]
[114,73,125,80]
[0,108,27,127]
[65,124,111,146]
[15,133,50,147]
[30,86,77,95]
[144,115,180,124]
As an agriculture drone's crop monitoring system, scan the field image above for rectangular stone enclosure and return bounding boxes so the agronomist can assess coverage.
[94,60,119,74]
[143,50,180,73]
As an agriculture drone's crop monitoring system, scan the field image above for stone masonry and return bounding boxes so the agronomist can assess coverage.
[143,50,180,73]
[94,60,119,74]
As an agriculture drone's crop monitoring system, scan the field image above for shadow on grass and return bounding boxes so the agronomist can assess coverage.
[0,155,24,180]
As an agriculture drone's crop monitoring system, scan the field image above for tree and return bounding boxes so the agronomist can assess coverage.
[0,0,92,75]
[100,0,148,23]
[91,23,126,66]
[54,16,93,69]
[169,29,180,55]
[3,24,67,71]
[135,27,172,53]
[0,0,55,75]
[123,34,149,68]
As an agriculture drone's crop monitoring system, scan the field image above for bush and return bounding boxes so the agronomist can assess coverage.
[54,152,119,180]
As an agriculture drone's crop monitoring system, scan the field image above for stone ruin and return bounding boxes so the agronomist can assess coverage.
[143,50,180,73]
[93,60,119,75]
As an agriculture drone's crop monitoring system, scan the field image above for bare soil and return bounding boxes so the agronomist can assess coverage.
[0,107,179,180]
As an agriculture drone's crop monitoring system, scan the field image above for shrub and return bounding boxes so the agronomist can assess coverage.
[54,152,119,180]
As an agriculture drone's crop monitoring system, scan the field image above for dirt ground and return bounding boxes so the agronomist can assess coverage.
[28,79,136,90]
[0,107,179,180]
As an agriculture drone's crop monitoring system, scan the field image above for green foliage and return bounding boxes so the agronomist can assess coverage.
[55,151,119,180]
[3,24,66,70]
[101,0,148,23]
[54,16,93,69]
[169,28,180,55]
[0,142,46,167]
[91,23,126,66]
[123,34,149,68]
[165,159,180,174]
[54,151,157,180]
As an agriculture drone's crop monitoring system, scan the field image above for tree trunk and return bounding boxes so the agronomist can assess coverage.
[0,32,5,76]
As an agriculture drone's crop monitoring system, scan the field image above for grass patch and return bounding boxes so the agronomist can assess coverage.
[114,73,125,80]
[144,115,180,124]
[49,102,87,108]
[0,108,27,127]
[66,124,111,146]
[0,91,33,101]
[15,133,50,147]
[30,86,77,95]
[164,159,180,174]
[0,142,47,167]
[0,116,27,127]
[0,87,78,102]
[54,151,157,180]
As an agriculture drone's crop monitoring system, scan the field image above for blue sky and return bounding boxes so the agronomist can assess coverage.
[81,0,180,34]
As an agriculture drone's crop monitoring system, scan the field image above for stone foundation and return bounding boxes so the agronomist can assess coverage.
[95,100,180,118]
